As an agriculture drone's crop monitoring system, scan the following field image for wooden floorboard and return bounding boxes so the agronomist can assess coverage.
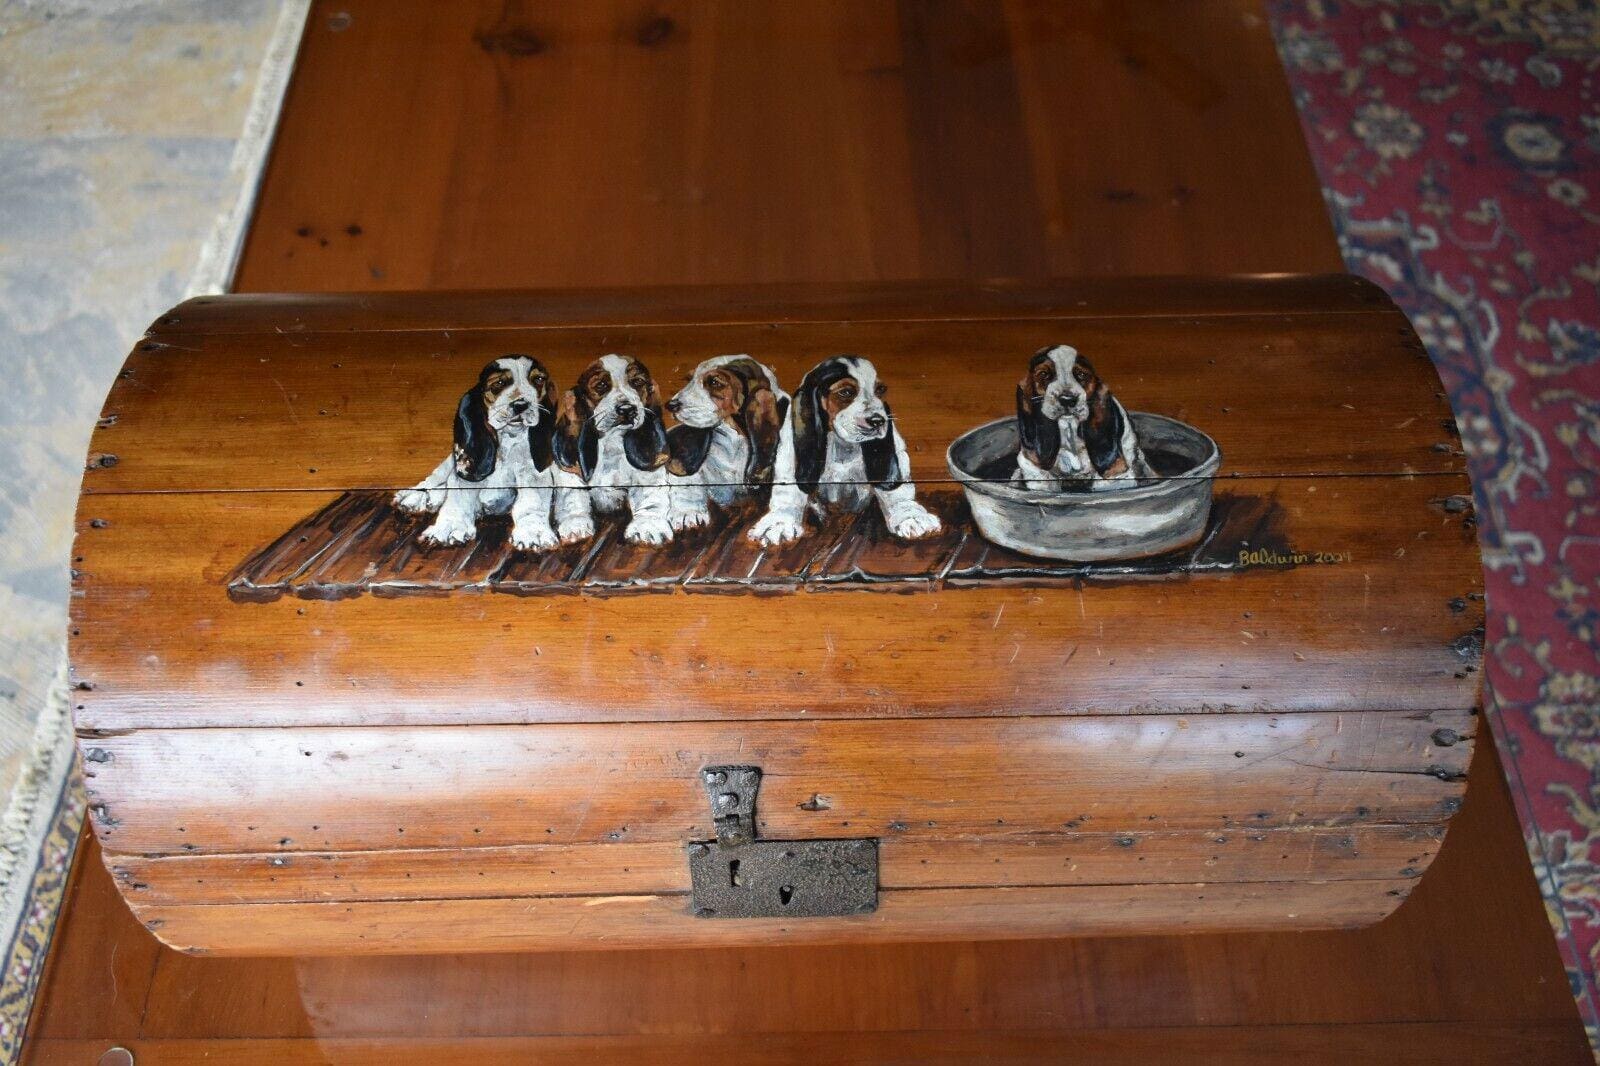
[224,487,1287,601]
[26,0,1586,1060]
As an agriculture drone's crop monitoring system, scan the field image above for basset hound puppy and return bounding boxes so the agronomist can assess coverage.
[664,355,791,530]
[749,355,941,546]
[1015,344,1151,491]
[394,355,561,550]
[551,354,674,545]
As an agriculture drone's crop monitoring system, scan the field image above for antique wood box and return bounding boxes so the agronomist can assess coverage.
[71,276,1483,955]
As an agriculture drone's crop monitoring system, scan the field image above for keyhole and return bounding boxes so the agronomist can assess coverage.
[778,884,794,906]
[728,859,743,888]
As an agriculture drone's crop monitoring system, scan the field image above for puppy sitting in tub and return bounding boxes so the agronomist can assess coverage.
[1015,344,1152,491]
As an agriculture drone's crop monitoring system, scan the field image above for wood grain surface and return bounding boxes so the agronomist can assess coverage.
[93,297,1459,493]
[231,1,1337,290]
[71,468,1483,731]
[69,43,1480,960]
[87,711,1472,856]
[138,879,1421,956]
[74,278,1483,949]
[24,742,1589,1063]
[111,824,1448,905]
[85,704,1473,950]
[26,0,1583,1057]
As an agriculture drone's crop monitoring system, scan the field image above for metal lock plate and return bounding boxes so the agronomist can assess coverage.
[687,765,878,919]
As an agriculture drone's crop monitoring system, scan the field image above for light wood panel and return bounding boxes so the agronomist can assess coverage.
[26,741,1586,1056]
[136,879,1418,956]
[70,471,1483,731]
[94,303,1459,493]
[86,710,1472,858]
[112,825,1446,905]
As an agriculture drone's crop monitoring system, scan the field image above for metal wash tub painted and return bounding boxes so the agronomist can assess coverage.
[947,413,1222,562]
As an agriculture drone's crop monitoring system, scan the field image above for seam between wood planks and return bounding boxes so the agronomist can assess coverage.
[72,713,1482,736]
[116,877,1422,908]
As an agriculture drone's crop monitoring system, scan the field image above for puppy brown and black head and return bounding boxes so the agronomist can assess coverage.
[793,355,900,494]
[666,355,788,483]
[453,355,556,482]
[553,354,669,480]
[1016,344,1126,477]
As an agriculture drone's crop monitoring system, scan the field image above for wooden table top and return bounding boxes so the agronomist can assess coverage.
[25,0,1589,1061]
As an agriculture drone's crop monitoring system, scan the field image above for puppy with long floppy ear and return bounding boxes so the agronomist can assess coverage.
[1015,344,1151,491]
[664,355,790,529]
[551,354,674,545]
[394,355,561,549]
[749,355,941,546]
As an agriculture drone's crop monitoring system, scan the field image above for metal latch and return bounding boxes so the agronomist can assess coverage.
[687,765,878,919]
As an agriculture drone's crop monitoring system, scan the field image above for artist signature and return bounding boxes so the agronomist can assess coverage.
[1237,548,1352,567]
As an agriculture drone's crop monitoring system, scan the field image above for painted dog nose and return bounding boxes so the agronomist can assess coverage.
[863,413,887,431]
[615,401,639,422]
[509,399,530,414]
[666,397,682,414]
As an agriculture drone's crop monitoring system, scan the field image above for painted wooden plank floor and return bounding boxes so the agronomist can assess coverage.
[227,488,1285,601]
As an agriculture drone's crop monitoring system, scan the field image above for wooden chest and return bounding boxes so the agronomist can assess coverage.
[72,276,1483,955]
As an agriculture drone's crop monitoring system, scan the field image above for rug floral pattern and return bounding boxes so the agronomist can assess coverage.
[1271,0,1600,1046]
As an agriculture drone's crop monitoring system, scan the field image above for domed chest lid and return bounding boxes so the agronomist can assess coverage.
[72,275,1481,732]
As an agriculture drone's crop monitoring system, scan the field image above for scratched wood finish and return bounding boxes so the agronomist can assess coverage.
[72,276,1482,952]
[110,824,1447,906]
[89,710,1470,952]
[139,880,1419,957]
[85,711,1473,857]
[72,280,1483,733]
[72,471,1482,731]
[26,745,1589,1062]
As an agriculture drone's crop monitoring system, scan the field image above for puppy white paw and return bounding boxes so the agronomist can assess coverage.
[748,511,804,546]
[394,487,444,514]
[888,503,941,540]
[557,515,595,544]
[511,523,559,552]
[419,516,475,546]
[672,505,712,531]
[625,514,674,546]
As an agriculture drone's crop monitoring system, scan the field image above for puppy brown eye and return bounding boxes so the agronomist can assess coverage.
[594,379,610,395]
[707,377,724,391]
[837,386,857,402]
[874,383,887,398]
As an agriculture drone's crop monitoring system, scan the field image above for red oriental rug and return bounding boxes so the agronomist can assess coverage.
[1270,0,1600,1047]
